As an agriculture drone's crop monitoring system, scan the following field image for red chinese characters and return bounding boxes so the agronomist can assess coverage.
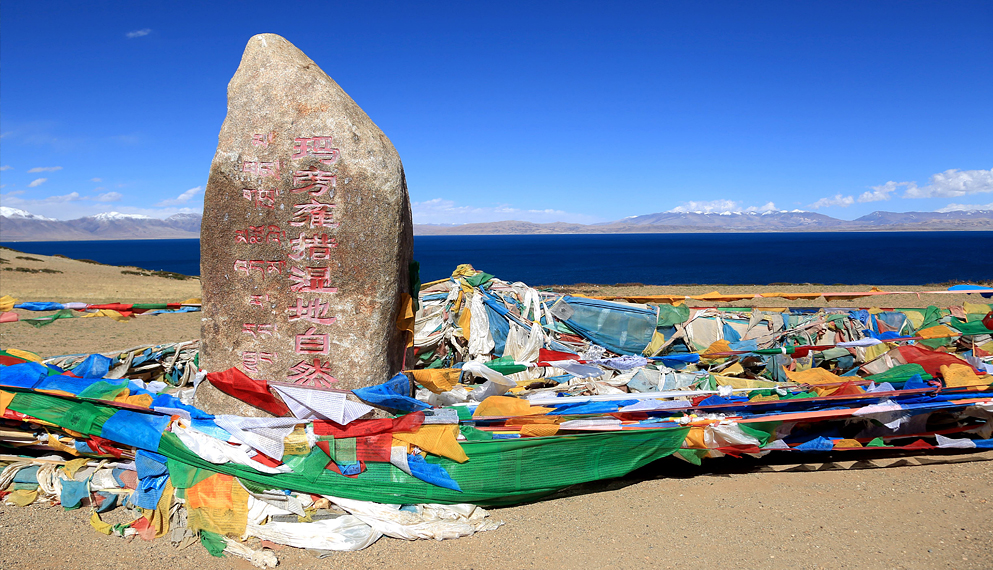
[291,136,340,162]
[295,327,330,355]
[291,168,336,197]
[287,358,337,387]
[231,131,344,384]
[288,232,337,261]
[288,266,338,293]
[289,199,338,229]
[286,298,336,325]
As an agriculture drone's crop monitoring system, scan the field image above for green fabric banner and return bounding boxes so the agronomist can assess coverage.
[4,390,689,507]
[157,425,690,506]
[22,309,76,328]
[866,363,932,385]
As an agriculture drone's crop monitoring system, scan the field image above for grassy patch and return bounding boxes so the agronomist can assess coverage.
[15,256,44,262]
[3,267,63,274]
[121,268,194,280]
[151,270,193,280]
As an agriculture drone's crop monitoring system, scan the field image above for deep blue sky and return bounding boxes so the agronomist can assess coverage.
[1,1,991,222]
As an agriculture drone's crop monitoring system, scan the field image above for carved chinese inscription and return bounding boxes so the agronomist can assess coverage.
[199,34,413,416]
[227,130,341,390]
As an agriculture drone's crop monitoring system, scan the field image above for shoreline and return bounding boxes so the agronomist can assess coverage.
[4,226,993,242]
[2,246,990,357]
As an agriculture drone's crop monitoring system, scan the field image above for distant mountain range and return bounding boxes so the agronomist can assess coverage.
[0,207,201,241]
[414,209,993,235]
[1,206,991,241]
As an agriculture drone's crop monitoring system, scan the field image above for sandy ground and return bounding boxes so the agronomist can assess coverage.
[2,456,990,570]
[1,247,991,569]
[0,247,201,357]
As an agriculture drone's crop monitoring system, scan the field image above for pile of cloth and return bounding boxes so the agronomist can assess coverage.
[1,266,992,564]
[0,295,201,325]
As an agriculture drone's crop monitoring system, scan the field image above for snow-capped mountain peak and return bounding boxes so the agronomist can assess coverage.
[0,206,56,221]
[90,211,153,221]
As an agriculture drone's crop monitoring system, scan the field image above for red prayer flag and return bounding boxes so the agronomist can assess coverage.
[0,355,28,366]
[896,345,975,377]
[315,435,393,463]
[205,367,290,416]
[315,433,396,464]
[313,411,424,438]
[86,303,135,312]
[356,433,393,462]
[538,348,583,364]
[252,452,282,468]
[87,435,125,458]
[789,345,835,358]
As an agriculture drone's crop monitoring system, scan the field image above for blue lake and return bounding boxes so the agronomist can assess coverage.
[3,231,992,285]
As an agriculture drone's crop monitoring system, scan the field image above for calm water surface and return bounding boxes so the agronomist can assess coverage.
[3,232,991,285]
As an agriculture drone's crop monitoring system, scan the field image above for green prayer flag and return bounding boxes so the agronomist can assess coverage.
[167,457,215,489]
[334,437,357,464]
[657,304,690,327]
[285,445,331,483]
[78,380,129,401]
[459,425,494,441]
[465,272,494,287]
[12,385,691,508]
[739,422,780,447]
[675,449,708,466]
[199,530,226,557]
[866,364,932,385]
[238,477,274,494]
[948,319,993,335]
[918,306,944,331]
[409,261,421,312]
[454,406,474,421]
[485,356,527,375]
[22,309,76,328]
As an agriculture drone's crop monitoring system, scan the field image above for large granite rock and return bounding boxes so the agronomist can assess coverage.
[197,34,413,416]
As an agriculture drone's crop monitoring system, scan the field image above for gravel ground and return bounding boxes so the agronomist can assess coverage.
[2,455,991,570]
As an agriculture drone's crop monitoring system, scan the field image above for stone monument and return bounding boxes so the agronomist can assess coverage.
[197,34,413,416]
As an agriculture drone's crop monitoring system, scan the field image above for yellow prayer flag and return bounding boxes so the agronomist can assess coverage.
[393,424,469,463]
[472,395,553,418]
[90,511,114,535]
[783,367,844,385]
[0,295,17,312]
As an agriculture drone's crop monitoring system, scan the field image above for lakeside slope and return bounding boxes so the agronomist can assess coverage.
[1,250,991,570]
